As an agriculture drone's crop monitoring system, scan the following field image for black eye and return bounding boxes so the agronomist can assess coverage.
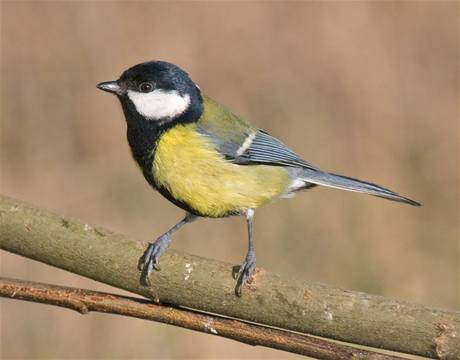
[139,82,153,93]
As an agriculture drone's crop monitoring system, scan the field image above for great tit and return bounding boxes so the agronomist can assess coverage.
[97,61,420,296]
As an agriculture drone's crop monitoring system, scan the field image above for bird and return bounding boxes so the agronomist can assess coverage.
[97,60,420,296]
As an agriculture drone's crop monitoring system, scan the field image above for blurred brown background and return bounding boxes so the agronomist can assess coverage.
[1,1,458,359]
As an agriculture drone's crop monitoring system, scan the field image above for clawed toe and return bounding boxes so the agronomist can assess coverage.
[235,255,256,297]
[138,234,170,286]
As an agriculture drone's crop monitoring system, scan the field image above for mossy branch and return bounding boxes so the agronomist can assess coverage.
[0,195,459,359]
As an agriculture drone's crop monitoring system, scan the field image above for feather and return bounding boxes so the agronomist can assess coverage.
[234,131,318,170]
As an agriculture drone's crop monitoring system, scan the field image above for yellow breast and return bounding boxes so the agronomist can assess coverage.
[152,124,290,217]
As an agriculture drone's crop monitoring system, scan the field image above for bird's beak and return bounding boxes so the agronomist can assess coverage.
[96,80,123,95]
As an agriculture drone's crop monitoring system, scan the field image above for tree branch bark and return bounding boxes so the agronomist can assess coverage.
[0,277,403,360]
[1,195,459,359]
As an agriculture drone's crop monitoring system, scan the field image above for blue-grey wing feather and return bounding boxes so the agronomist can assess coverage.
[233,131,319,170]
[197,126,318,169]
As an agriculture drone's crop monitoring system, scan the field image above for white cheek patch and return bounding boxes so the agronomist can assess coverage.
[127,89,191,120]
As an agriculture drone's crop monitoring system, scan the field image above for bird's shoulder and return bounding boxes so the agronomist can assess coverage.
[197,95,256,143]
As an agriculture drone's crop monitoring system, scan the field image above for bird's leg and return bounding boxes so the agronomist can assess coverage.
[235,209,256,296]
[139,212,198,285]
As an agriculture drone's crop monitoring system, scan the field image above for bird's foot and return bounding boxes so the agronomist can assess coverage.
[235,251,256,297]
[138,234,171,286]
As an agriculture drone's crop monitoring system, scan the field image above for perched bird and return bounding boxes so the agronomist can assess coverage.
[97,61,420,296]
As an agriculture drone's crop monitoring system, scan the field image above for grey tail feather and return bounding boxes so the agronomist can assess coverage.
[299,169,421,206]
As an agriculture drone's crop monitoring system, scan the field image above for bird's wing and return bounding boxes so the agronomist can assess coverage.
[197,96,318,170]
[231,130,319,169]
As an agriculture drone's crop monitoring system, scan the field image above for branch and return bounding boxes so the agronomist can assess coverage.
[1,278,403,360]
[0,195,459,359]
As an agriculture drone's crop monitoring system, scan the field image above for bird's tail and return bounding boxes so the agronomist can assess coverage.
[298,168,421,206]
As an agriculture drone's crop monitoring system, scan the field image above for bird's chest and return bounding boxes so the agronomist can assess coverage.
[151,124,232,216]
[151,125,289,217]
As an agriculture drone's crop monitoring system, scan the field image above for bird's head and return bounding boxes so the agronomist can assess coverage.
[97,61,202,123]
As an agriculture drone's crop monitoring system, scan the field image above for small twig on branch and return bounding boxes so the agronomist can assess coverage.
[0,278,402,360]
[1,195,459,359]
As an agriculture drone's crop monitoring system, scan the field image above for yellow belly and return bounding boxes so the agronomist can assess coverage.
[152,124,290,217]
